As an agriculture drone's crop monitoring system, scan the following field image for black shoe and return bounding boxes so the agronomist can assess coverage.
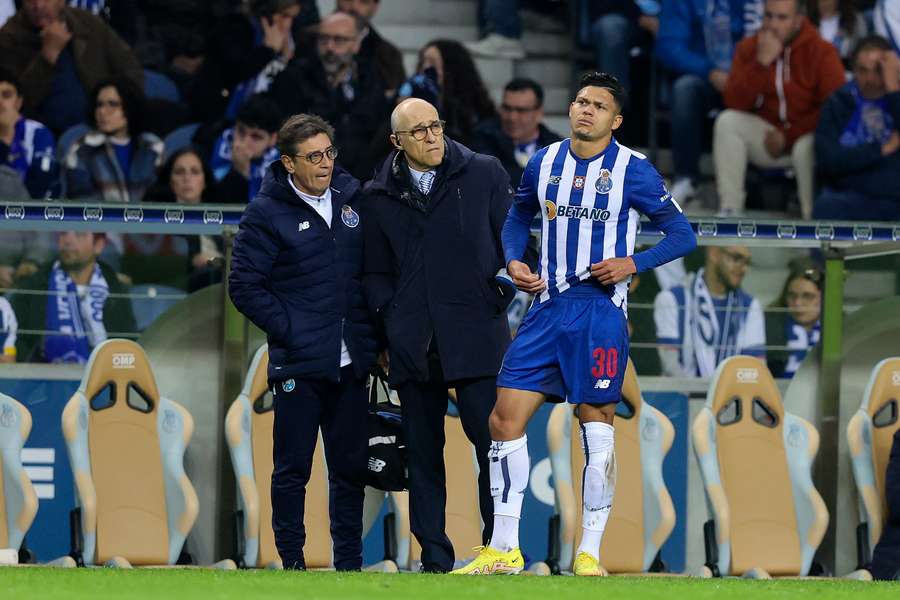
[284,560,306,571]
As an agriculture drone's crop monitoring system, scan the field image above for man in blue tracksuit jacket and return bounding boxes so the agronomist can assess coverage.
[228,113,377,570]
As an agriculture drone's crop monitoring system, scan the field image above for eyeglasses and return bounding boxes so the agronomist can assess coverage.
[317,33,357,46]
[500,103,540,114]
[393,120,445,141]
[292,146,339,164]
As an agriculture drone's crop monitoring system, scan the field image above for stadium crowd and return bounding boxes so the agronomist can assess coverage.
[0,0,895,378]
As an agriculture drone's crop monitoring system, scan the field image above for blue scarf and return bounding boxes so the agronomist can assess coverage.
[783,317,820,378]
[43,261,109,364]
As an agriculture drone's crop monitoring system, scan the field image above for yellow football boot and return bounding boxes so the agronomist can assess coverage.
[573,551,607,576]
[450,546,525,575]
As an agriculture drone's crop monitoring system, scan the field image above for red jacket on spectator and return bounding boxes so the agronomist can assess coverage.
[724,18,845,148]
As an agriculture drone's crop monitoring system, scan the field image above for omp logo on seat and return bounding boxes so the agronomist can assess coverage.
[112,353,136,369]
[736,367,758,383]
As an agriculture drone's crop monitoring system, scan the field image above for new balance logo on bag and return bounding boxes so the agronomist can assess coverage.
[368,457,387,473]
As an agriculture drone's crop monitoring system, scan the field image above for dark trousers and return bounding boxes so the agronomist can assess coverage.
[397,375,496,572]
[872,430,900,580]
[270,366,367,570]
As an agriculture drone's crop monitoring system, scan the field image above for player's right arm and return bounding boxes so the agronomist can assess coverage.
[502,151,546,294]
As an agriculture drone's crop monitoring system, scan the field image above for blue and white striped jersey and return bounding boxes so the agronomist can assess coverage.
[502,137,695,309]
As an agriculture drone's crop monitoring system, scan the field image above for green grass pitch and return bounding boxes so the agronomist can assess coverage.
[2,569,899,600]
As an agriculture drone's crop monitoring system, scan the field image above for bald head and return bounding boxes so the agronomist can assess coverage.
[391,98,439,133]
[389,98,444,171]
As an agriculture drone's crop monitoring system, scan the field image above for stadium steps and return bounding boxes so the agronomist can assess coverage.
[316,0,576,133]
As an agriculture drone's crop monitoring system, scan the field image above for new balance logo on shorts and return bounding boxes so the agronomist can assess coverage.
[594,379,611,389]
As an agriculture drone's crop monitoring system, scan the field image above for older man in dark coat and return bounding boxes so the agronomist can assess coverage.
[363,98,514,573]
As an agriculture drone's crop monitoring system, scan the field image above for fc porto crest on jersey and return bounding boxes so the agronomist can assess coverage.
[341,205,360,228]
[595,169,613,194]
[282,379,296,393]
[573,175,586,190]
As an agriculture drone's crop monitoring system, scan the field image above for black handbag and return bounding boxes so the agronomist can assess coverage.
[366,370,407,491]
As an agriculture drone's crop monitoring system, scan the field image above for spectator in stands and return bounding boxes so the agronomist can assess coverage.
[654,246,765,377]
[875,0,899,54]
[413,39,497,147]
[590,1,661,94]
[268,11,389,180]
[0,0,142,135]
[471,78,562,185]
[766,259,822,378]
[655,0,763,205]
[814,34,900,221]
[0,292,16,363]
[63,78,164,202]
[188,0,300,124]
[337,0,406,96]
[209,95,281,204]
[0,150,55,289]
[809,0,868,64]
[145,146,223,292]
[0,68,57,199]
[713,0,845,219]
[466,0,525,59]
[10,231,136,364]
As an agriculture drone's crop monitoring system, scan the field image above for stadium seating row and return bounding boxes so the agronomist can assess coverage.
[0,341,896,577]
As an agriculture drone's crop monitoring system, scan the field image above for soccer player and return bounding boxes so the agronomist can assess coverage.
[451,72,697,576]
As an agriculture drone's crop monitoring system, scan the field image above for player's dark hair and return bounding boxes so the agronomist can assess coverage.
[504,78,544,107]
[850,34,893,69]
[277,113,336,156]
[577,72,627,113]
[0,68,20,94]
[236,95,283,134]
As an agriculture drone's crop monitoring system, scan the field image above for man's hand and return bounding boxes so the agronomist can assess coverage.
[638,15,659,36]
[377,349,390,375]
[261,15,288,55]
[40,20,72,64]
[708,69,729,93]
[881,51,900,93]
[590,257,636,285]
[231,136,253,179]
[756,29,782,67]
[508,259,546,294]
[882,130,900,156]
[764,128,786,158]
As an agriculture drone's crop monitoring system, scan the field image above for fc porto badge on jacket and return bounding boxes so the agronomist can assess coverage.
[341,205,360,228]
[282,378,296,393]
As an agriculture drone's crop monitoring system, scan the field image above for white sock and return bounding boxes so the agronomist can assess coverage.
[487,435,529,552]
[576,422,616,561]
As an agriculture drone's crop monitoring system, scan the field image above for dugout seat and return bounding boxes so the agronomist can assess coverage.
[847,357,900,569]
[62,339,233,569]
[692,355,827,578]
[0,394,38,556]
[547,358,675,574]
[225,344,396,571]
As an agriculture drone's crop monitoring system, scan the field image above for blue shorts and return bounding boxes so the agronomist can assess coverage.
[497,287,628,405]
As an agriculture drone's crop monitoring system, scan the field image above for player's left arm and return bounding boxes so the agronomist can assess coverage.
[591,159,696,285]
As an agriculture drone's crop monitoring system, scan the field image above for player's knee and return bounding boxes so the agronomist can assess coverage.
[489,409,523,441]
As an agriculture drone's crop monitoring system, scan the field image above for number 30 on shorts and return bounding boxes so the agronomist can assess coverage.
[591,347,619,378]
